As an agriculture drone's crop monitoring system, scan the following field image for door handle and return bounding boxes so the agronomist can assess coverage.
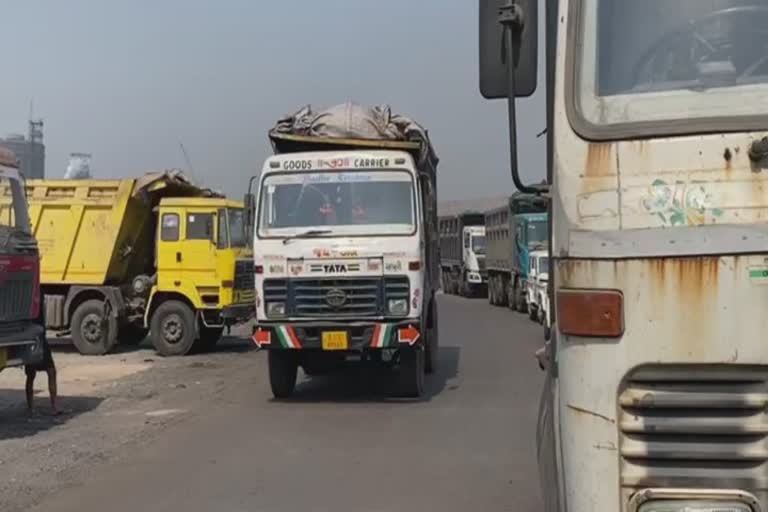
[176,252,182,262]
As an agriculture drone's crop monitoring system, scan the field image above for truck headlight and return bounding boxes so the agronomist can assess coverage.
[266,302,286,317]
[387,299,408,316]
[638,500,750,512]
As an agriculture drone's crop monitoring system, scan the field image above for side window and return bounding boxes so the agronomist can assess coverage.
[217,209,228,249]
[464,232,470,248]
[187,213,214,241]
[161,213,180,241]
[515,224,523,242]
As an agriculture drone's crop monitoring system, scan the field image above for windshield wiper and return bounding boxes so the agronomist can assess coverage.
[282,229,333,245]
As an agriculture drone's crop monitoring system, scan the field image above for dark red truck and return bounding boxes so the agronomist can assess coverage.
[0,147,44,372]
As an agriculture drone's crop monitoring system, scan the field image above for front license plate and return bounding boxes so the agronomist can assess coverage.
[321,331,349,351]
[0,348,7,369]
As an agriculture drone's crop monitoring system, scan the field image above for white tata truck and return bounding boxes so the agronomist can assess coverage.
[438,212,487,296]
[247,103,440,399]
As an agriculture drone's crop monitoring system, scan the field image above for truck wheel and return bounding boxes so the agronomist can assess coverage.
[150,301,196,356]
[516,286,528,313]
[508,282,518,311]
[269,350,298,399]
[397,345,425,398]
[529,304,538,321]
[71,299,118,355]
[118,325,148,346]
[425,300,439,374]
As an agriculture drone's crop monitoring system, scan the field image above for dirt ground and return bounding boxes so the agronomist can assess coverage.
[0,330,260,512]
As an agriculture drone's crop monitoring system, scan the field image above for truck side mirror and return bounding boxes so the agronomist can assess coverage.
[479,0,538,99]
[244,192,255,245]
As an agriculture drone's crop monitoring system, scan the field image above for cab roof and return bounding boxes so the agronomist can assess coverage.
[159,197,243,208]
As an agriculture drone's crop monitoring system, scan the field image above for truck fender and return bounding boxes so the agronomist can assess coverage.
[64,286,126,325]
[144,290,199,333]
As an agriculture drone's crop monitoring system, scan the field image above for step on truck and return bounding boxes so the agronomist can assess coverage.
[26,171,254,356]
[0,147,44,372]
[438,212,487,297]
[247,103,440,399]
[485,192,547,311]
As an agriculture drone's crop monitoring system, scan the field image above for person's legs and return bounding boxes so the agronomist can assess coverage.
[46,367,58,414]
[25,368,36,412]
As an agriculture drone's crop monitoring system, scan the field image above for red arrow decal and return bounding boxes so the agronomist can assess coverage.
[397,325,420,346]
[252,329,271,347]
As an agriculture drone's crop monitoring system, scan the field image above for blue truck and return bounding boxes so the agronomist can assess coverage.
[484,192,547,311]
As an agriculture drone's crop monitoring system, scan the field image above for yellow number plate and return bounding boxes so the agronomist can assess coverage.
[321,331,349,351]
[0,348,7,370]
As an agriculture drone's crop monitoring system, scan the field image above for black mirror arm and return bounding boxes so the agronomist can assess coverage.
[500,1,548,195]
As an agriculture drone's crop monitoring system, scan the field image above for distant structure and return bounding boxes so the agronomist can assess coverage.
[0,119,45,179]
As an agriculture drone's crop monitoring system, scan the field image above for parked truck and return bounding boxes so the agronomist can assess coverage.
[248,103,440,398]
[25,172,254,356]
[0,147,44,372]
[438,212,487,297]
[485,192,547,311]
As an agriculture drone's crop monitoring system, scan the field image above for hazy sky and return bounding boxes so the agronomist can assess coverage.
[0,0,545,201]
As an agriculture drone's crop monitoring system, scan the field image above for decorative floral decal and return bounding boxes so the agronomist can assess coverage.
[643,179,724,226]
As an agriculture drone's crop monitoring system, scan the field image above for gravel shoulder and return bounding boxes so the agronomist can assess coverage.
[0,332,260,512]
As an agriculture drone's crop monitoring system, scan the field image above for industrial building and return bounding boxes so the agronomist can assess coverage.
[0,119,45,179]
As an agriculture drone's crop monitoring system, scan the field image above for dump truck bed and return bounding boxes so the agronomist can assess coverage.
[26,171,210,286]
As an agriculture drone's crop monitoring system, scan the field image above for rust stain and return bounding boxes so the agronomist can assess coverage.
[585,143,616,178]
[724,147,733,174]
[647,257,719,300]
[567,404,615,424]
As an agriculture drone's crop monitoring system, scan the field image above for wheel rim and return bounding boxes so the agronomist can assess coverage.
[82,313,104,344]
[161,313,185,345]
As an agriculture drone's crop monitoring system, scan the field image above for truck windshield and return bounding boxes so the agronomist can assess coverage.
[0,175,31,234]
[574,0,768,130]
[258,170,415,237]
[228,208,247,248]
[472,235,486,255]
[527,221,547,245]
[539,257,549,275]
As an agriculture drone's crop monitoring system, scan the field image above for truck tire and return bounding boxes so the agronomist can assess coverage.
[118,325,148,346]
[269,350,298,399]
[397,345,425,398]
[529,304,538,321]
[71,299,118,355]
[517,287,528,313]
[150,301,197,356]
[508,281,518,311]
[425,299,439,374]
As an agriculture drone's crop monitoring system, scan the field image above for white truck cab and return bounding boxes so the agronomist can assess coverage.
[462,225,486,287]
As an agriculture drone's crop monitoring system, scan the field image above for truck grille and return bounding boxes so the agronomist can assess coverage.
[619,365,768,493]
[234,260,255,290]
[0,272,33,321]
[263,277,409,318]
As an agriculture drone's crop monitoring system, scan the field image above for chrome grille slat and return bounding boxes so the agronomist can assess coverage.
[619,365,768,492]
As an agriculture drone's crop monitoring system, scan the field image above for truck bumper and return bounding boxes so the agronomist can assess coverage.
[0,322,45,369]
[252,320,422,351]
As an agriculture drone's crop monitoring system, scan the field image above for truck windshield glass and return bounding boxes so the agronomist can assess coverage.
[228,208,247,247]
[527,221,547,245]
[472,235,486,255]
[258,170,415,237]
[574,0,768,130]
[0,175,31,234]
[540,257,550,275]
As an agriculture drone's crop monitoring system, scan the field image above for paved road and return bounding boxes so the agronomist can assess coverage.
[30,295,546,512]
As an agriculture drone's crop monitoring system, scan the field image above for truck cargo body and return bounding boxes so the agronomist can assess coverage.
[26,173,254,356]
[0,156,44,372]
[438,212,487,297]
[485,193,548,311]
[251,128,440,399]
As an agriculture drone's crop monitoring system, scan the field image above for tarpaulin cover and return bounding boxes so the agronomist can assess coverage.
[270,102,438,169]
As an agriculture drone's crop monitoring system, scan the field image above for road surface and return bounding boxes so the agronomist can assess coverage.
[27,295,546,512]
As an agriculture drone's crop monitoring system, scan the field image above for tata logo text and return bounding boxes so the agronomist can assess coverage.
[324,264,347,273]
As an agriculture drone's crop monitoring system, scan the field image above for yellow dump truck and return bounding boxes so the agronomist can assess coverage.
[26,171,254,356]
